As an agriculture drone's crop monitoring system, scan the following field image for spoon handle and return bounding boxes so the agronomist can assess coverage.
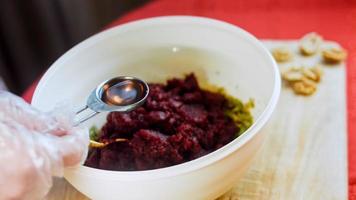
[74,106,99,126]
[76,105,88,114]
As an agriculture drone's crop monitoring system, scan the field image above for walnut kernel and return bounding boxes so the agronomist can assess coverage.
[302,66,323,82]
[272,47,292,62]
[291,79,317,95]
[299,32,323,56]
[322,48,347,63]
[282,67,304,82]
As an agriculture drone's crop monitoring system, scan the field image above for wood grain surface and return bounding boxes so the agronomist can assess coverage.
[47,40,347,200]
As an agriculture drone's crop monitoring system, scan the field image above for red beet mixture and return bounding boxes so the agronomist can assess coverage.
[85,74,238,171]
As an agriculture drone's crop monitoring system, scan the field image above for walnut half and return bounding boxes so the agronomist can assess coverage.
[322,48,347,63]
[282,67,304,82]
[299,32,323,56]
[292,78,317,95]
[302,65,323,82]
[272,47,293,62]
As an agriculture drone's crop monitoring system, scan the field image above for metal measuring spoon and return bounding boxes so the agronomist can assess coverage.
[75,76,149,148]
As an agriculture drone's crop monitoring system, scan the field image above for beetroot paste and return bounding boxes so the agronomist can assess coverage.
[85,74,238,171]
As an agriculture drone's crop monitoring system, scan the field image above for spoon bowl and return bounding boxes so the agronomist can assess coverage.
[89,76,149,112]
[75,76,149,124]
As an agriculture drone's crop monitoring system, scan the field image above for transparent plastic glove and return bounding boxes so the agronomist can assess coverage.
[0,91,89,200]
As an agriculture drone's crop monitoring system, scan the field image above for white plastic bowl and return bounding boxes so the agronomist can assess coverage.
[32,16,280,200]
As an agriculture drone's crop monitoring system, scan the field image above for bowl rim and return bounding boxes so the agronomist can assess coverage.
[32,15,281,181]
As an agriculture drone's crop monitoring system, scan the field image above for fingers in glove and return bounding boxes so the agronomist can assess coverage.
[53,126,89,168]
[0,122,88,200]
[0,122,52,200]
[0,91,75,136]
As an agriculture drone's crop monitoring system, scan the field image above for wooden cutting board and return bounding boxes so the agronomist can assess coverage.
[47,40,347,200]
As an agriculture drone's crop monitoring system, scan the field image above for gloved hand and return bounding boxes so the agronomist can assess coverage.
[0,91,89,200]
